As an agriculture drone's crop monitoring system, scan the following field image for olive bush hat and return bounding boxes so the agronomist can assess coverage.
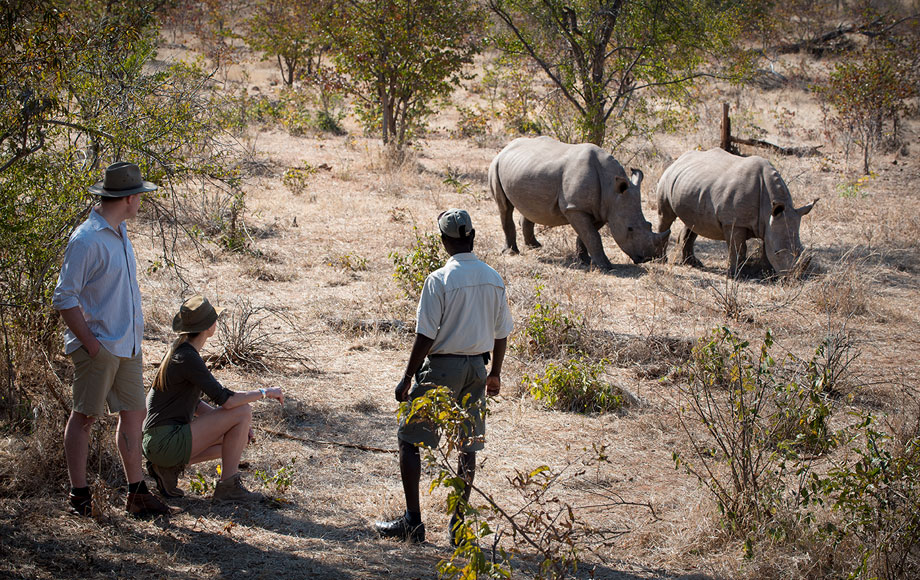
[88,161,158,198]
[172,295,225,334]
[437,208,474,238]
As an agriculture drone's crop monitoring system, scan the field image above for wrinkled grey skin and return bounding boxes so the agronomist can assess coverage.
[656,148,818,276]
[489,136,670,271]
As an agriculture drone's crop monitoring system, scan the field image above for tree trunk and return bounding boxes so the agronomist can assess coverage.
[284,56,296,86]
[379,76,390,145]
[721,103,732,151]
[583,98,606,146]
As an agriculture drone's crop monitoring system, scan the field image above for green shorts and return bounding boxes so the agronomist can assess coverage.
[397,354,488,453]
[143,424,192,468]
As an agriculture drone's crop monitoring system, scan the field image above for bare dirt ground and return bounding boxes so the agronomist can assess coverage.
[1,46,919,580]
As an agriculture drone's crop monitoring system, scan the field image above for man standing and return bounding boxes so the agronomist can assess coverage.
[52,161,168,517]
[375,209,514,545]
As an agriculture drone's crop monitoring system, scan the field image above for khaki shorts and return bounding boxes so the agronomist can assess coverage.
[71,346,145,417]
[398,354,488,453]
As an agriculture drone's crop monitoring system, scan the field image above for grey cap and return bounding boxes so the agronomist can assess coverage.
[437,208,473,238]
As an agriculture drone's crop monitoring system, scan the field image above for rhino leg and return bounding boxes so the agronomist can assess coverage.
[675,226,702,268]
[725,226,750,276]
[566,211,612,271]
[494,189,519,255]
[521,217,542,248]
[575,236,590,265]
[656,197,677,234]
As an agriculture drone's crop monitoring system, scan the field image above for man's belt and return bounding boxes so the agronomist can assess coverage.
[429,352,491,364]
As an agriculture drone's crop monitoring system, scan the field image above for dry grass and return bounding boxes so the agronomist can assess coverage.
[2,35,920,580]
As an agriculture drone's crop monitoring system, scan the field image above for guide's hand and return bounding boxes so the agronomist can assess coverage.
[395,376,411,402]
[486,374,501,397]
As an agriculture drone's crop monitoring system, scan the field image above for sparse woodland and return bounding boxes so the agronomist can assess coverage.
[1,1,919,578]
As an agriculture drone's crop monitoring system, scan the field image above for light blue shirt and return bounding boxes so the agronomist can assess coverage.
[52,208,144,357]
[416,252,514,355]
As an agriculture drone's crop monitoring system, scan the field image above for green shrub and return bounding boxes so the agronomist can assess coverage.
[453,105,491,139]
[836,174,873,199]
[188,471,214,495]
[282,163,317,196]
[327,251,368,272]
[216,90,284,133]
[524,357,624,414]
[442,165,471,195]
[312,109,346,135]
[276,86,347,136]
[674,327,840,532]
[515,283,585,358]
[809,414,920,580]
[253,458,296,496]
[389,228,446,299]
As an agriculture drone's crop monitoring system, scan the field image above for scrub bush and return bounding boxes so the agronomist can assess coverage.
[389,228,446,299]
[524,357,625,414]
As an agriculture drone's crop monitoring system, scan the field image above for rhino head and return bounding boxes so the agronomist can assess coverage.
[607,169,670,264]
[764,198,818,276]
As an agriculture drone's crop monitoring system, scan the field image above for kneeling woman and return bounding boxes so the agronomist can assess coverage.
[142,295,283,502]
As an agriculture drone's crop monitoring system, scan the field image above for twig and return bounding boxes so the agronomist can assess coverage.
[257,427,397,454]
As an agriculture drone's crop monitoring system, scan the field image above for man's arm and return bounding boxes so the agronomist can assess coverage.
[486,337,507,396]
[58,307,101,358]
[395,333,435,402]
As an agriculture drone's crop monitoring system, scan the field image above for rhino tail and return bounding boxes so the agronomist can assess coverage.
[489,157,512,208]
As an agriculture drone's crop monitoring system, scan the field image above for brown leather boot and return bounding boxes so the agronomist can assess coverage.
[126,491,170,516]
[147,460,184,498]
[211,473,263,503]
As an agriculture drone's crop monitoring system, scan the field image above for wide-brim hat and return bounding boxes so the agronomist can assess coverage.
[88,161,158,198]
[172,295,225,334]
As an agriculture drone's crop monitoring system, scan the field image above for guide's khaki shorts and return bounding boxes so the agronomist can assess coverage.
[398,354,488,453]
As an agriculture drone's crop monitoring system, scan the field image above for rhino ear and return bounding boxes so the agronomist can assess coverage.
[629,168,644,188]
[797,198,819,216]
[772,202,785,217]
[615,176,630,194]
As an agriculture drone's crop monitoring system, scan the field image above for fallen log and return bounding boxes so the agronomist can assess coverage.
[731,137,822,158]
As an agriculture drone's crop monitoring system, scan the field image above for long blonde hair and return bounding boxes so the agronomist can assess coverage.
[151,334,196,391]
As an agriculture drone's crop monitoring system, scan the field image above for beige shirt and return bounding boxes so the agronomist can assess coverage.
[416,253,513,355]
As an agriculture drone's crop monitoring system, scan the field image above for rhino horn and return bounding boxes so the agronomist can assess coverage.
[796,198,819,216]
[629,168,644,187]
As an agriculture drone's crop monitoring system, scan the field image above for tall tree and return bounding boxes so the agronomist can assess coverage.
[322,0,484,149]
[488,0,748,146]
[817,45,916,174]
[0,0,245,334]
[245,0,332,86]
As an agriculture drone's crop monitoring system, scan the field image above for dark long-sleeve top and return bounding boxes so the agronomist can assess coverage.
[143,342,234,431]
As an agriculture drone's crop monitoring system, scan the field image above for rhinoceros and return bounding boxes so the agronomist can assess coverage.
[655,148,817,276]
[488,137,669,271]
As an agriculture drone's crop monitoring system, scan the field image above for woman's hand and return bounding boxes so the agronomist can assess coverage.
[263,386,284,404]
